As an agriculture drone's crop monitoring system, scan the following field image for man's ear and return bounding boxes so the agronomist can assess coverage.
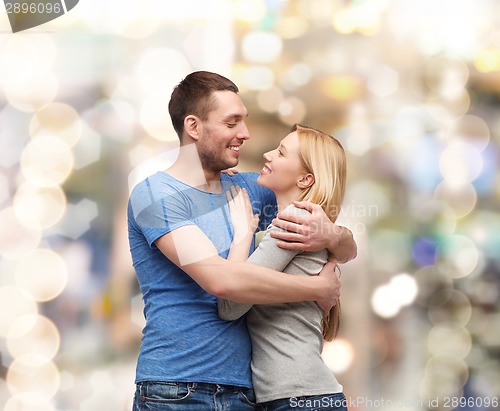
[297,173,315,189]
[184,115,201,141]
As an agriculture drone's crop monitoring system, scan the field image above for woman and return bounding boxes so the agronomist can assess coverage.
[218,124,348,411]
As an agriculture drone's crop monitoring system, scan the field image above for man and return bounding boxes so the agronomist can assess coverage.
[128,71,357,410]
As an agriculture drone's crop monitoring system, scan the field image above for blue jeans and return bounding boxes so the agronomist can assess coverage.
[258,393,348,411]
[133,381,257,410]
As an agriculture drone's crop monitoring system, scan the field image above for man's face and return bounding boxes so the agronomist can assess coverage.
[197,91,250,174]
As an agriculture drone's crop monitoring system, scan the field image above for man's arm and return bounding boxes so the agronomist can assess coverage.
[154,224,339,313]
[270,200,357,263]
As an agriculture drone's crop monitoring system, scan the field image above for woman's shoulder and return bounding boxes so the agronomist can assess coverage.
[281,203,312,216]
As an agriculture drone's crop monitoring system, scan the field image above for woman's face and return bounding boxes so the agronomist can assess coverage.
[257,131,308,194]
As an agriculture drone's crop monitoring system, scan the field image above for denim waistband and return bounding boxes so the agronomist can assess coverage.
[136,381,251,395]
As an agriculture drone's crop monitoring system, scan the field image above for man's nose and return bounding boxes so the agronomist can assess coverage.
[236,122,250,140]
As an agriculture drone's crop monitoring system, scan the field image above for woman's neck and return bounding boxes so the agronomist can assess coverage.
[275,188,303,211]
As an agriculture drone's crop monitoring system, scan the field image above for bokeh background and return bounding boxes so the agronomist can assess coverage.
[1,0,500,410]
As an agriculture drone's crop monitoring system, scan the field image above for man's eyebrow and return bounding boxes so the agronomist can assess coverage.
[222,112,249,121]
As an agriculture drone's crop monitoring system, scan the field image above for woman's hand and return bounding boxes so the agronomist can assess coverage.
[226,186,259,245]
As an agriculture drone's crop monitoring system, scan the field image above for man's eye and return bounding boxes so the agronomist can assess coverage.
[227,123,237,128]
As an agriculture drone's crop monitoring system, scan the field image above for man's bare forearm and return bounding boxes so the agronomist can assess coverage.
[185,257,331,304]
[327,226,357,264]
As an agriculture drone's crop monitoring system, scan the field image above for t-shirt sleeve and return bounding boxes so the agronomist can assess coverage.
[129,178,195,247]
[217,205,306,321]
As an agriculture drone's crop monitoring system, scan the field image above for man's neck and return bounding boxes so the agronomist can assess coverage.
[165,143,222,193]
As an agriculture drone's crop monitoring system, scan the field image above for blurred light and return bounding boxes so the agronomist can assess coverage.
[391,273,419,306]
[80,371,128,411]
[447,115,491,152]
[427,323,472,359]
[134,48,191,96]
[6,314,60,363]
[371,283,400,318]
[477,313,500,348]
[131,293,146,329]
[437,235,480,279]
[6,356,60,404]
[128,148,180,192]
[128,144,156,168]
[0,208,42,260]
[5,72,58,113]
[107,0,158,39]
[389,0,491,57]
[0,285,38,338]
[421,355,469,399]
[183,24,235,74]
[474,48,500,73]
[72,123,102,170]
[278,97,306,126]
[371,273,418,318]
[4,397,56,411]
[322,76,363,101]
[256,86,284,113]
[0,174,9,205]
[341,103,372,156]
[29,103,82,148]
[425,356,469,388]
[424,56,469,99]
[14,249,68,302]
[366,65,399,97]
[426,91,470,121]
[281,63,313,90]
[241,32,283,64]
[427,289,472,327]
[0,34,57,89]
[332,5,381,35]
[83,99,136,143]
[433,181,477,219]
[20,136,74,187]
[275,16,309,39]
[370,230,411,272]
[140,92,179,141]
[234,0,267,23]
[50,199,98,240]
[412,237,438,266]
[321,338,354,374]
[0,106,32,168]
[344,181,390,224]
[13,183,67,230]
[412,200,457,238]
[413,265,453,308]
[239,66,275,91]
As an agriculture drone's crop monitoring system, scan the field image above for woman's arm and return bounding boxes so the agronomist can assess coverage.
[218,197,305,321]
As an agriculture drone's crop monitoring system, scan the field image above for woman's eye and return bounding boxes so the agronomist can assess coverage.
[278,150,283,156]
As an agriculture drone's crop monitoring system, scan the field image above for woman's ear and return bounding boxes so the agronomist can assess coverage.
[297,173,315,189]
[184,115,201,141]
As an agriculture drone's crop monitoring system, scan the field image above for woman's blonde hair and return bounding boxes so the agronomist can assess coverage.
[292,123,346,341]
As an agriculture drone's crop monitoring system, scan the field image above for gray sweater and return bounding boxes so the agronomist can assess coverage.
[217,205,343,403]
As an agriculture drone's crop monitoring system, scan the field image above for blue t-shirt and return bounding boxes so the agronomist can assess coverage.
[128,171,276,387]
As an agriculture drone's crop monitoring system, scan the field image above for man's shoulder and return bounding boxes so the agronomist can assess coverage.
[222,171,259,187]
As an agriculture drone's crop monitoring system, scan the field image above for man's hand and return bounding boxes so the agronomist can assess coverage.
[270,200,357,263]
[315,260,341,316]
[221,168,239,177]
[270,201,343,251]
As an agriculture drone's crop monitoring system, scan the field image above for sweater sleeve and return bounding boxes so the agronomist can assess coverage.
[217,205,307,320]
